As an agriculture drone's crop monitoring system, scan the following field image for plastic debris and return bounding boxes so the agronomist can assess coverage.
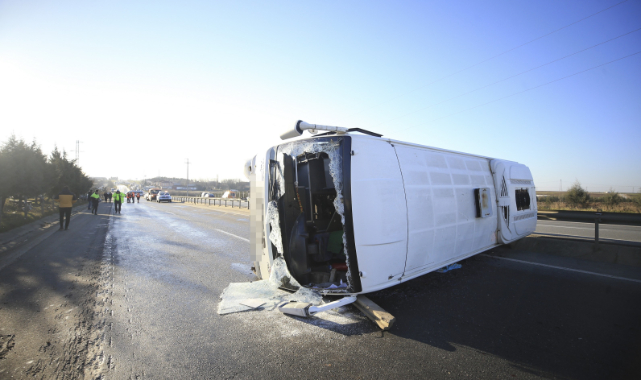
[436,263,462,273]
[239,299,266,309]
[218,257,322,315]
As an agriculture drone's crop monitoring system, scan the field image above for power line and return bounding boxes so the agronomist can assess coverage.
[373,27,641,128]
[343,0,630,121]
[400,50,641,132]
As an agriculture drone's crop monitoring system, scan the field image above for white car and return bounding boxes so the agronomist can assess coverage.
[157,191,172,203]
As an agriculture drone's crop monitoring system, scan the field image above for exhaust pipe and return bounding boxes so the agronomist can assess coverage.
[277,296,357,318]
[280,120,349,140]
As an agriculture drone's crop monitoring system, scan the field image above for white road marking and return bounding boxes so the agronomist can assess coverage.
[480,254,641,284]
[532,233,638,245]
[537,224,626,232]
[214,229,249,243]
[538,220,641,230]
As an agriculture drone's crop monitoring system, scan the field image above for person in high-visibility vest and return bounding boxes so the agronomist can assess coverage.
[113,190,125,214]
[90,189,101,215]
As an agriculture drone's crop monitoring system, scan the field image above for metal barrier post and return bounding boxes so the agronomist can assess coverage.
[595,212,602,248]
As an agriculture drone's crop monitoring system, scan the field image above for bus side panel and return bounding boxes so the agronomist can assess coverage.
[393,144,498,277]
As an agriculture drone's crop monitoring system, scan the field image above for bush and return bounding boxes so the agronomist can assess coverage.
[603,189,622,207]
[631,194,641,211]
[566,181,590,208]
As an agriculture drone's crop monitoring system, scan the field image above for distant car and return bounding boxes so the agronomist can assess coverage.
[146,188,161,201]
[203,193,216,198]
[157,191,172,203]
[222,190,239,199]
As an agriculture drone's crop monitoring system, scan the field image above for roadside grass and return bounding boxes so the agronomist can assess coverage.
[0,197,88,233]
[536,191,641,213]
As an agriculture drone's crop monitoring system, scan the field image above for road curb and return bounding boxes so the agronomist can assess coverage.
[0,203,88,245]
[0,204,89,270]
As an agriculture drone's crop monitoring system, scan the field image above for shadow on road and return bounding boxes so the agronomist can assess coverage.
[366,251,641,379]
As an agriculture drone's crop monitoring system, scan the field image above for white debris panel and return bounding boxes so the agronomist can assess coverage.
[218,257,322,315]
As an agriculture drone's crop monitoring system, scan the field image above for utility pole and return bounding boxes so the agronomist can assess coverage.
[73,140,84,166]
[185,158,190,195]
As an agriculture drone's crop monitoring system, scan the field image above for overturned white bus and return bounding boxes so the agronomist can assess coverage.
[244,121,536,297]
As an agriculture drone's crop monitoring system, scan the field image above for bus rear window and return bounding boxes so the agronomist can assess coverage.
[515,188,530,211]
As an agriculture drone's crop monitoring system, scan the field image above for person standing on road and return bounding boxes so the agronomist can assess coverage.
[90,189,101,215]
[107,191,112,203]
[104,191,108,203]
[54,186,77,230]
[113,190,124,214]
[136,192,140,203]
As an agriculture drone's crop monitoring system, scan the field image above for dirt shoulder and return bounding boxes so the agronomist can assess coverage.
[0,206,110,379]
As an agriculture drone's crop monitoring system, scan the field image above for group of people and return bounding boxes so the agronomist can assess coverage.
[126,191,140,203]
[55,187,137,230]
[87,189,131,214]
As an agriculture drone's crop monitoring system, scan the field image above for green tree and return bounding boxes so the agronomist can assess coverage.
[566,181,590,208]
[48,146,93,198]
[0,135,49,220]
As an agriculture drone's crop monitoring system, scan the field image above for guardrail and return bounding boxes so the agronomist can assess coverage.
[538,210,641,225]
[170,196,249,209]
[537,210,641,248]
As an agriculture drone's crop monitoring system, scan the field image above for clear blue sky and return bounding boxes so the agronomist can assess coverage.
[1,0,639,192]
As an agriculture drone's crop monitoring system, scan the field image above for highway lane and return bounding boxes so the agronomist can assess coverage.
[101,201,641,379]
[2,200,640,379]
[535,219,641,243]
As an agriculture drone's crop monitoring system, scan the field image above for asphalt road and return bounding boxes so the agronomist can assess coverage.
[535,219,641,243]
[1,201,640,379]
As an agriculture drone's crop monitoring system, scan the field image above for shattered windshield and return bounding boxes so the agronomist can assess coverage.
[266,136,357,294]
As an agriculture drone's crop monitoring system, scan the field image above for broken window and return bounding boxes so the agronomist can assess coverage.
[515,188,531,211]
[474,187,493,218]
